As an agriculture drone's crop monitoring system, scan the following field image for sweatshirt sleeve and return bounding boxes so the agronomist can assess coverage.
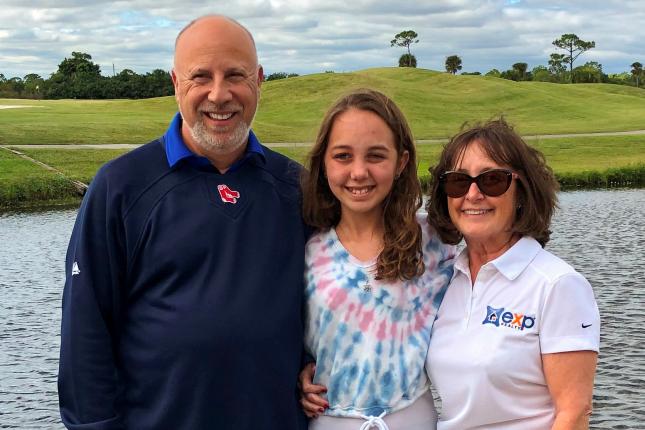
[58,167,127,430]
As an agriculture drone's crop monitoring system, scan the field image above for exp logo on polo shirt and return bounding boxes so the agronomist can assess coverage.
[482,306,536,331]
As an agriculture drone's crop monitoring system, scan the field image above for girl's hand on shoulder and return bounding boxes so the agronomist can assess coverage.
[299,362,329,418]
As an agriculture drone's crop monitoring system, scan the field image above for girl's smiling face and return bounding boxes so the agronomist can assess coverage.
[323,108,408,221]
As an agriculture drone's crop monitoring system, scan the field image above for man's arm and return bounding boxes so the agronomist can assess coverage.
[58,169,126,430]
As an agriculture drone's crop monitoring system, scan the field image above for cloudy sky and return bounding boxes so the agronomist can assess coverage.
[1,0,644,79]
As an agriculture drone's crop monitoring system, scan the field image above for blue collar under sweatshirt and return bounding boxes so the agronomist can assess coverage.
[164,112,265,172]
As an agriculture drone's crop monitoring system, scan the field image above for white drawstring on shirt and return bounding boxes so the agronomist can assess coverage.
[358,411,389,430]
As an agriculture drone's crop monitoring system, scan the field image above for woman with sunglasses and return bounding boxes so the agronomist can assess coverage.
[299,89,455,429]
[425,118,600,429]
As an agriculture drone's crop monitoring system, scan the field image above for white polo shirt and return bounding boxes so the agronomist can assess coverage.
[426,236,600,430]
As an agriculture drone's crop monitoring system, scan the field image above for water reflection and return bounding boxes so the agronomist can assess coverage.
[0,189,643,429]
[0,209,76,428]
[548,189,645,429]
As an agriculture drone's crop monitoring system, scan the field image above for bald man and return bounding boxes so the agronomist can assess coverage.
[59,16,307,429]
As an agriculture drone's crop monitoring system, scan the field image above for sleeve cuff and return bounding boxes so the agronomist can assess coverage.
[541,334,599,354]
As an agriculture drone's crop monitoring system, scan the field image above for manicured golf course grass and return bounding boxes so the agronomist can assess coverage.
[1,67,644,208]
[12,148,130,184]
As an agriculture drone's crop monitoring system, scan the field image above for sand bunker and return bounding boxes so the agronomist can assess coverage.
[0,105,44,109]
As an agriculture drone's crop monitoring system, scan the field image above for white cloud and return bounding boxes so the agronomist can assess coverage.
[0,0,643,78]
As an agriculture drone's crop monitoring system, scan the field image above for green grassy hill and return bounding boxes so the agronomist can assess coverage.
[2,67,644,208]
[2,67,645,146]
[259,67,645,142]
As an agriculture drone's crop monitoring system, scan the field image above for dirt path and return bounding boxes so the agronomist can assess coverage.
[3,129,645,150]
[418,129,645,144]
[2,129,642,196]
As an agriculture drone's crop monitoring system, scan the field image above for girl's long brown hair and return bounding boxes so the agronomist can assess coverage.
[302,89,424,281]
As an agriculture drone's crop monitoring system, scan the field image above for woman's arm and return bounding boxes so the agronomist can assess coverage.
[299,363,329,418]
[543,350,598,430]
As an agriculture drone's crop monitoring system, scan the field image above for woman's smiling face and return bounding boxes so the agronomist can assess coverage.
[447,139,518,247]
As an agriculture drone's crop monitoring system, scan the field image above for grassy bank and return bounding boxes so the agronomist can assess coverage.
[2,134,643,209]
[281,135,645,191]
[15,148,131,184]
[0,149,80,209]
[418,165,645,193]
[555,165,645,189]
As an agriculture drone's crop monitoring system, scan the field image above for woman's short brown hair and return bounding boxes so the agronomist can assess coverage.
[302,88,424,281]
[426,118,558,247]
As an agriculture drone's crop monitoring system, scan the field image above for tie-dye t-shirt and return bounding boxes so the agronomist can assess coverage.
[304,214,455,418]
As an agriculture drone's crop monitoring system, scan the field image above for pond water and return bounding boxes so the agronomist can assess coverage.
[0,189,643,429]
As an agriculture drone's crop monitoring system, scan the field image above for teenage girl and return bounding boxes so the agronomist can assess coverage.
[299,89,454,430]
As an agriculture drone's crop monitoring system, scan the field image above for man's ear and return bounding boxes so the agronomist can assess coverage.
[171,69,179,101]
[257,65,264,87]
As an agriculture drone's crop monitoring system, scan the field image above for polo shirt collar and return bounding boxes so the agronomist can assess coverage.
[453,236,542,282]
[163,112,266,170]
[490,236,542,280]
[453,249,470,279]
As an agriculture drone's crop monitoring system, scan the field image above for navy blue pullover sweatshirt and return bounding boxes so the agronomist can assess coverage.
[59,130,307,429]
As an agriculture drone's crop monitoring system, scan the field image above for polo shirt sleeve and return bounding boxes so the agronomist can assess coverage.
[539,271,600,354]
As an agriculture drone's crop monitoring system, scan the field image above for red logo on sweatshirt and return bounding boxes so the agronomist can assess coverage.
[217,184,240,204]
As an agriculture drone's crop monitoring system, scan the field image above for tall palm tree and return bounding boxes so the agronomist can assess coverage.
[512,63,528,81]
[445,55,462,74]
[631,62,643,88]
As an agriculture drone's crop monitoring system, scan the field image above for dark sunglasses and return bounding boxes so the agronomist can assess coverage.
[439,169,516,198]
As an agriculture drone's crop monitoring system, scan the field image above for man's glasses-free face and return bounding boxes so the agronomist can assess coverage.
[439,169,516,198]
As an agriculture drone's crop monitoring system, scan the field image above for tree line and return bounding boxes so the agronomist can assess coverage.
[0,52,174,99]
[392,31,644,88]
[3,33,643,100]
[0,51,305,99]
